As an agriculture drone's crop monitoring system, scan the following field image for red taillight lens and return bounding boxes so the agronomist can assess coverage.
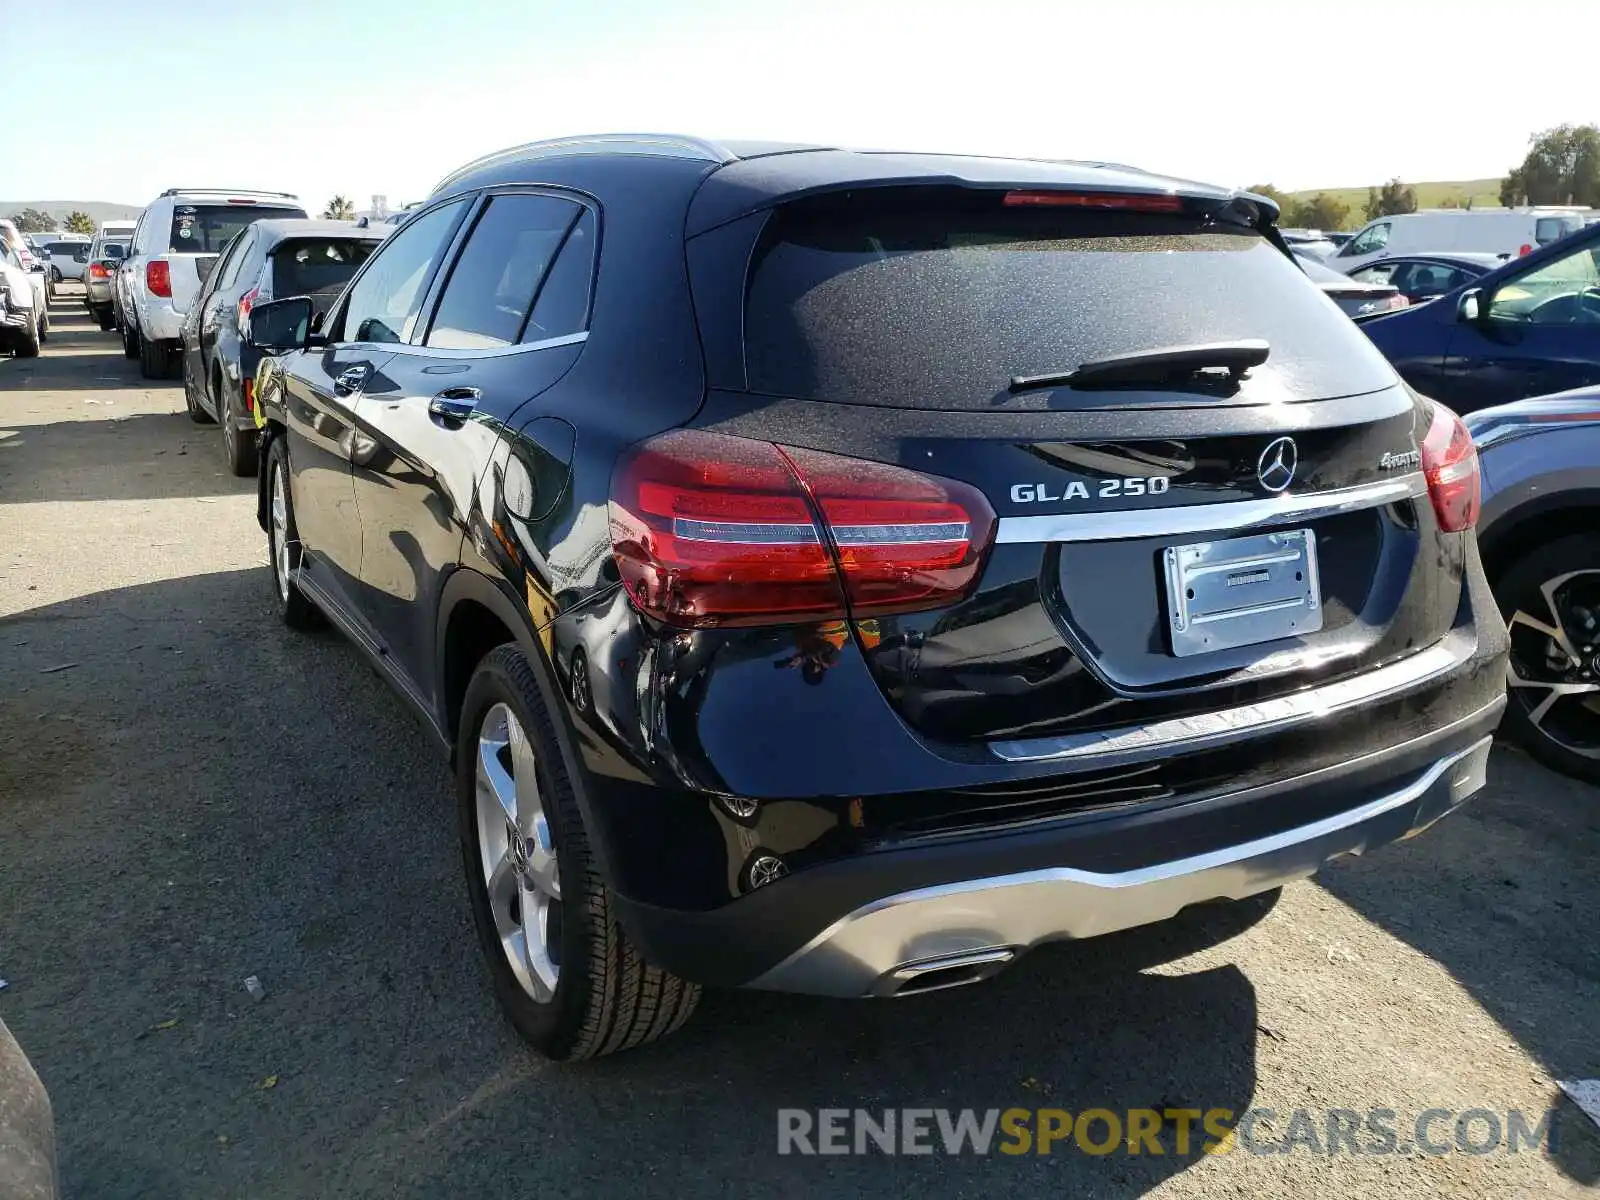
[1003,190,1184,212]
[1420,403,1480,532]
[146,260,171,298]
[1518,243,1533,256]
[237,286,259,329]
[242,376,255,414]
[88,263,109,280]
[609,430,997,628]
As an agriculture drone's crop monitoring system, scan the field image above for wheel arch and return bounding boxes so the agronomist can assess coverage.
[1479,489,1600,585]
[255,419,288,531]
[436,567,623,881]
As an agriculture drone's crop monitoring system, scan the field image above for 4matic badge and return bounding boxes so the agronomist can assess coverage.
[1379,449,1421,470]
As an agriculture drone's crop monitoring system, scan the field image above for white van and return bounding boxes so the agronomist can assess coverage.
[1328,208,1590,274]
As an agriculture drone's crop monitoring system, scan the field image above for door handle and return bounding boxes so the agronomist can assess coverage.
[333,366,369,396]
[428,386,481,424]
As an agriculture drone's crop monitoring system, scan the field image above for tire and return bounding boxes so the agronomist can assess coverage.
[49,266,62,284]
[1496,533,1600,785]
[219,373,256,476]
[183,365,215,423]
[37,308,47,342]
[96,307,114,332]
[457,644,699,1059]
[122,316,139,360]
[265,436,324,631]
[13,311,40,359]
[140,332,172,380]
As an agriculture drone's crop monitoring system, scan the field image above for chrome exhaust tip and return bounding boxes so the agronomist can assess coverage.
[875,947,1016,997]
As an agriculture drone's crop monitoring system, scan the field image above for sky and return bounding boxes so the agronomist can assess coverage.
[3,0,1595,210]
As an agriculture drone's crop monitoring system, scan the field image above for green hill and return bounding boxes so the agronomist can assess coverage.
[1,200,144,227]
[1285,178,1505,228]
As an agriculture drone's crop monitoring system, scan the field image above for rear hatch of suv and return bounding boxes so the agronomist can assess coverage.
[682,181,1466,749]
[164,199,306,311]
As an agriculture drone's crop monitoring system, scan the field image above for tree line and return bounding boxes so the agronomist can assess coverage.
[1246,123,1598,232]
[7,207,96,235]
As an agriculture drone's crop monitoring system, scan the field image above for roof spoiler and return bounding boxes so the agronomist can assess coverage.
[159,188,299,200]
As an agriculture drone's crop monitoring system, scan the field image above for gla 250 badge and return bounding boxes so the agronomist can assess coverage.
[1009,476,1172,504]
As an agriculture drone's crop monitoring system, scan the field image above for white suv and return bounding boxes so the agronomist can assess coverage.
[119,188,306,378]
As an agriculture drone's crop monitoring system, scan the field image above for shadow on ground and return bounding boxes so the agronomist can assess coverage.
[0,568,1265,1198]
[1319,746,1600,1183]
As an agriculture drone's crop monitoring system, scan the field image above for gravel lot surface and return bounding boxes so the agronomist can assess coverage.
[2,290,1597,1198]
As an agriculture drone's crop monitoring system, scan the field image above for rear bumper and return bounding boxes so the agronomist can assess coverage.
[610,688,1505,991]
[135,299,185,342]
[83,282,112,305]
[752,734,1493,996]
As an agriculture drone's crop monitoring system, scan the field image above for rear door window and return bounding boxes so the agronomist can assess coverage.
[742,190,1397,409]
[524,207,596,342]
[425,194,584,350]
[168,204,305,253]
[213,232,254,290]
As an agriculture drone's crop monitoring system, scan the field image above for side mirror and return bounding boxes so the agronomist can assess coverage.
[247,296,315,352]
[1457,289,1483,322]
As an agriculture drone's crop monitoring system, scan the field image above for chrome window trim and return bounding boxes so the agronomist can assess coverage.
[356,329,590,360]
[995,474,1426,545]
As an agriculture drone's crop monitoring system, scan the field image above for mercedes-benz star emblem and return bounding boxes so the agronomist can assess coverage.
[1256,437,1298,494]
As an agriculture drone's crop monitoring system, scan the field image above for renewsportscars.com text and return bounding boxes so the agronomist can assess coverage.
[777,1107,1557,1157]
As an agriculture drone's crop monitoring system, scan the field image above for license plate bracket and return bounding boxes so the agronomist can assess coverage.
[1163,528,1321,657]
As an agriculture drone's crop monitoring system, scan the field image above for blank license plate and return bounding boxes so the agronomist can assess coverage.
[1163,529,1321,657]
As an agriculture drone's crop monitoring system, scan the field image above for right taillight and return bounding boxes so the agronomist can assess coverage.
[146,260,171,298]
[1420,402,1480,532]
[237,286,259,332]
[88,262,109,280]
[609,430,996,628]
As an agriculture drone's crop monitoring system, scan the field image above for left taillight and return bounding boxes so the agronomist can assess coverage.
[88,262,110,279]
[146,260,171,298]
[609,429,996,628]
[1420,402,1480,532]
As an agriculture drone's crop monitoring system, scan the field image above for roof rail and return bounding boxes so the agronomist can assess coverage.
[159,187,300,199]
[431,133,733,195]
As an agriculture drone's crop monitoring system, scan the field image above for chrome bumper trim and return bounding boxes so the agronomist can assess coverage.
[995,473,1426,545]
[747,736,1493,998]
[991,632,1470,764]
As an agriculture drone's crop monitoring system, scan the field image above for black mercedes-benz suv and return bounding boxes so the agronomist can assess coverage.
[247,134,1509,1060]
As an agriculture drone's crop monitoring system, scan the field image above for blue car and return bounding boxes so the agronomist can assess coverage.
[1359,221,1600,414]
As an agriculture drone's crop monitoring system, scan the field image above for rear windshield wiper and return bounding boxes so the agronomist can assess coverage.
[1010,339,1270,391]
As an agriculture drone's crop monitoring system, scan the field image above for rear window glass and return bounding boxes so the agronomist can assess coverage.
[1535,215,1580,245]
[743,192,1397,408]
[169,205,304,253]
[45,241,86,255]
[270,238,379,298]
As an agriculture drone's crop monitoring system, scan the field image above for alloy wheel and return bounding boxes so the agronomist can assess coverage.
[222,389,236,459]
[475,702,562,1002]
[1506,569,1600,760]
[269,463,291,604]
